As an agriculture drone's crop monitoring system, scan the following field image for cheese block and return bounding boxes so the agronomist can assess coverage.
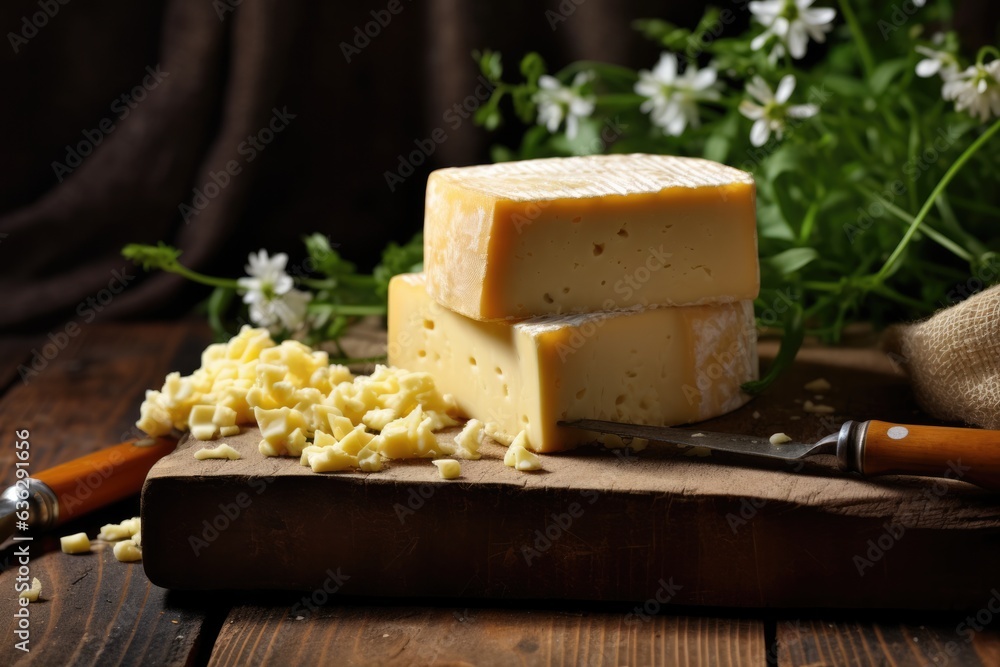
[388,273,758,452]
[423,154,759,321]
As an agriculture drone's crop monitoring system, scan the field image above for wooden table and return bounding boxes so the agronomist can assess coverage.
[2,321,1000,666]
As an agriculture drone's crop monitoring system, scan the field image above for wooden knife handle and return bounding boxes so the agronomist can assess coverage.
[862,420,1000,491]
[34,437,177,525]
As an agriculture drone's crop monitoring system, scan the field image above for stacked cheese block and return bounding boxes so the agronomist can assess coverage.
[388,154,760,453]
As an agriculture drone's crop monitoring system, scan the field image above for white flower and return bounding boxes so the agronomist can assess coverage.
[915,46,959,79]
[237,250,311,333]
[942,61,1000,123]
[738,75,818,146]
[248,288,312,333]
[533,72,595,139]
[749,0,836,61]
[634,53,720,136]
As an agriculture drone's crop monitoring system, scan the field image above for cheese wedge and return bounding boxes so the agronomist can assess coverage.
[388,274,758,452]
[423,154,759,321]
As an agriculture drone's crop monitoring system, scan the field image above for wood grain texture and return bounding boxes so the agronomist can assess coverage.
[0,538,223,666]
[776,614,1000,666]
[0,322,215,667]
[143,339,1000,608]
[208,603,766,667]
[862,420,1000,491]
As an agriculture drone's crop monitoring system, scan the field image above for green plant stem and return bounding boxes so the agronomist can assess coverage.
[307,303,387,316]
[853,185,973,262]
[876,117,1000,282]
[742,302,804,395]
[838,0,875,78]
[166,264,240,290]
[298,275,378,290]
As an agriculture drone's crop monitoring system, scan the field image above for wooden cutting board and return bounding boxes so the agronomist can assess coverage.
[141,335,1000,609]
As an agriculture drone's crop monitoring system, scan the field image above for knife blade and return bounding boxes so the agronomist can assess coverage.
[561,419,1000,491]
[0,436,177,543]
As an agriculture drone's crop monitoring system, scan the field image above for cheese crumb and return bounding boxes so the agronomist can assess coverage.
[453,419,485,460]
[503,432,542,471]
[432,459,462,479]
[194,443,243,460]
[804,378,832,393]
[60,532,91,554]
[769,432,793,445]
[752,411,761,419]
[98,523,131,541]
[803,400,836,415]
[113,539,142,562]
[691,433,705,438]
[19,577,42,602]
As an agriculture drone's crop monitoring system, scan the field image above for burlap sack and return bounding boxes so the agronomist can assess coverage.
[883,284,1000,429]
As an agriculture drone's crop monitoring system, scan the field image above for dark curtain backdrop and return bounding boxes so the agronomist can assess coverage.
[1,0,997,332]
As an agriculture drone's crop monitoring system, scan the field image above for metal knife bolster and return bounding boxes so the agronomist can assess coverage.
[831,420,870,475]
[0,479,60,542]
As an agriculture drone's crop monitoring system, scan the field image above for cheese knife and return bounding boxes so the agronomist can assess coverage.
[0,437,177,543]
[561,419,1000,491]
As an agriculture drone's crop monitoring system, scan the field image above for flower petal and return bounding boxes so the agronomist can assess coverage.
[746,76,774,104]
[775,75,796,104]
[787,22,809,59]
[750,119,771,147]
[652,52,678,83]
[739,100,766,120]
[915,59,941,78]
[788,103,819,118]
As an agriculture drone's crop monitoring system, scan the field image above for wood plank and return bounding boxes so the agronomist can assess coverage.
[0,321,217,666]
[208,602,765,667]
[143,340,1000,608]
[776,613,1000,666]
[0,335,36,397]
[0,537,226,665]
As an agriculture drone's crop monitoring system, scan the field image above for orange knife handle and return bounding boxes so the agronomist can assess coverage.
[859,420,1000,491]
[34,437,177,525]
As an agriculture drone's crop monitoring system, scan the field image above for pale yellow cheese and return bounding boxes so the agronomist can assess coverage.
[194,443,243,460]
[19,577,42,602]
[60,532,91,554]
[113,539,142,562]
[432,459,462,479]
[424,154,759,321]
[388,273,758,452]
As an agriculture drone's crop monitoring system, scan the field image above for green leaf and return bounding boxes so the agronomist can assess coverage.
[766,247,819,275]
[742,302,804,395]
[520,52,546,87]
[373,233,424,299]
[869,58,909,95]
[304,233,355,278]
[472,49,502,82]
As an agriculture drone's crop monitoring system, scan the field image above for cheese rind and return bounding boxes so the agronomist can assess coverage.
[424,154,759,321]
[388,273,758,452]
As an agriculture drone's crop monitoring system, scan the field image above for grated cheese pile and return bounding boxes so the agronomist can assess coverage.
[137,326,489,473]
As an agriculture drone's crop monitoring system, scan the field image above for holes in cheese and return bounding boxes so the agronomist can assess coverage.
[387,272,758,453]
[423,154,759,321]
